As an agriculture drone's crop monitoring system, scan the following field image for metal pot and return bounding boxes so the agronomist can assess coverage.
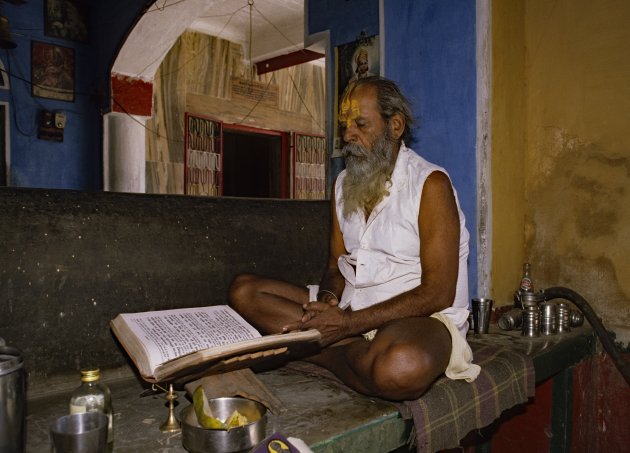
[180,397,267,453]
[0,343,25,453]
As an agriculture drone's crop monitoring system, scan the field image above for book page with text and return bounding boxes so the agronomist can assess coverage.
[121,306,261,372]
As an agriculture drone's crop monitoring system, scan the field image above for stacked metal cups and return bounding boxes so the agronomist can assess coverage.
[556,302,571,333]
[520,292,545,337]
[498,292,585,336]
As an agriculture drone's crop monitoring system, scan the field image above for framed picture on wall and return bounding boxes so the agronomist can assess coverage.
[44,0,88,42]
[0,59,9,89]
[333,34,380,157]
[31,41,75,102]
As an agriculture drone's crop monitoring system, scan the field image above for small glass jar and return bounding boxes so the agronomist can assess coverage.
[69,368,113,452]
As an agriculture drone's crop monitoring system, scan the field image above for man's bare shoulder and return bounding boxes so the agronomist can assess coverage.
[422,170,456,201]
[418,170,459,230]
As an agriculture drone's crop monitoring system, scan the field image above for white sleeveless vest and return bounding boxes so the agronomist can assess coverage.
[335,144,470,337]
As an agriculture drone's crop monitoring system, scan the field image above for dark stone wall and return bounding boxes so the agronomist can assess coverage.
[0,188,329,387]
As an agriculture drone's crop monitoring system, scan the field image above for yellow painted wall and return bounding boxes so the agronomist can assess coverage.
[491,0,527,306]
[492,0,630,337]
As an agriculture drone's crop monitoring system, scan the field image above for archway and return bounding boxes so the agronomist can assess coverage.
[103,0,326,195]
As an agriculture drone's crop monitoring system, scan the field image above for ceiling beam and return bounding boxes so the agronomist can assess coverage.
[255,49,324,75]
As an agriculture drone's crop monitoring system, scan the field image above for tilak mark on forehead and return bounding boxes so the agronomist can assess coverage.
[340,98,360,127]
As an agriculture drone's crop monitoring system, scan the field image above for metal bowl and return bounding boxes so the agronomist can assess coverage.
[180,397,267,453]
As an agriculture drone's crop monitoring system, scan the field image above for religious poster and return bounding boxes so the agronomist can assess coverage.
[31,41,75,102]
[44,0,88,42]
[333,34,380,157]
[0,59,8,89]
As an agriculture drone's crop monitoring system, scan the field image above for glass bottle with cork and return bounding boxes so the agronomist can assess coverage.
[514,262,534,308]
[69,368,113,452]
[519,262,534,293]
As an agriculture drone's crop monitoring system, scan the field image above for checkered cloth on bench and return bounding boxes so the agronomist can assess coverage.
[400,340,535,451]
[285,340,534,452]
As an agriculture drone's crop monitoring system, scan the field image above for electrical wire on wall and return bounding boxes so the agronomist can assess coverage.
[249,1,324,133]
[111,0,325,138]
[1,1,324,143]
[2,50,99,139]
[136,5,248,81]
[108,2,256,146]
[3,50,36,137]
[1,48,180,144]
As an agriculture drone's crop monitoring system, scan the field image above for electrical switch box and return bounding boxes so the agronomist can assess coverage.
[55,112,66,129]
[38,110,64,142]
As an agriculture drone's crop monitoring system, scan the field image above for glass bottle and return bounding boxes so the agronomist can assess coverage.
[69,368,113,452]
[519,262,534,293]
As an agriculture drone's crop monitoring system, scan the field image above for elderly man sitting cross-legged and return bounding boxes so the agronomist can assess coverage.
[229,76,479,401]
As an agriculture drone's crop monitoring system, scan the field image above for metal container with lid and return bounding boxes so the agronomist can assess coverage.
[0,340,25,453]
[519,291,545,308]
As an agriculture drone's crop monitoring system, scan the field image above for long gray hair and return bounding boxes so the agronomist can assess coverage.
[342,76,415,144]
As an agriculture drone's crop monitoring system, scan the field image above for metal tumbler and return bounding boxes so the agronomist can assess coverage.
[556,303,571,333]
[521,305,540,337]
[540,302,557,335]
[472,298,493,334]
[0,345,25,453]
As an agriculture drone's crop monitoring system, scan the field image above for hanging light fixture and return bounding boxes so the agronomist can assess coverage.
[247,0,254,82]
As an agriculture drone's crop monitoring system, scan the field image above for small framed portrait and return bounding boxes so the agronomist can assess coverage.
[337,35,380,90]
[333,34,380,156]
[44,0,88,42]
[31,41,75,102]
[0,59,9,89]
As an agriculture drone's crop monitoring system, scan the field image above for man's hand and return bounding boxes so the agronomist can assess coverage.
[317,290,340,306]
[282,301,349,347]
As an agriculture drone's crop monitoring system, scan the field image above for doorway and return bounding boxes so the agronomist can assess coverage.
[108,2,327,197]
[222,126,288,198]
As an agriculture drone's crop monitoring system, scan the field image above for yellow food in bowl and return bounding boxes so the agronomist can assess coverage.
[192,386,252,430]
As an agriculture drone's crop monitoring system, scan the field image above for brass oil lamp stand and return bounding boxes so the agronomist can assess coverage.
[152,383,181,432]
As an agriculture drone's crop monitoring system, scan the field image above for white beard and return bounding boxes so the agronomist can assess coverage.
[341,131,398,219]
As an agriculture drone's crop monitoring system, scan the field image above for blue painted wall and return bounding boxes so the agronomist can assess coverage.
[307,0,379,48]
[383,0,478,296]
[3,0,477,294]
[1,0,146,190]
[309,0,478,296]
[307,0,380,180]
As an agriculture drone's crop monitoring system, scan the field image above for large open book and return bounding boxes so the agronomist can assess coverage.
[110,305,320,383]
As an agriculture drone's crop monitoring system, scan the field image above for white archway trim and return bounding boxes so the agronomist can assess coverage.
[103,112,147,193]
[112,0,213,80]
